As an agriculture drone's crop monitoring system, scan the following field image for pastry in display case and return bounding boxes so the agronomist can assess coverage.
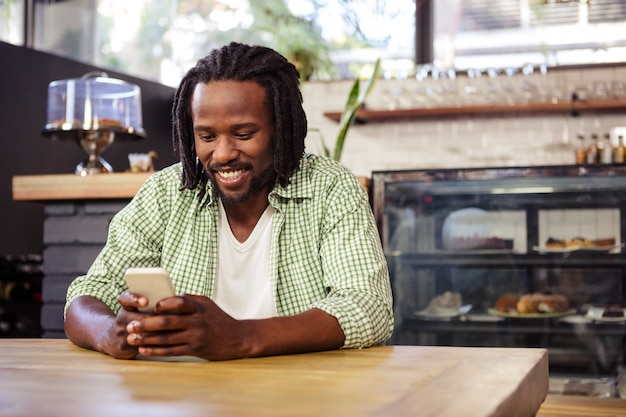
[371,164,626,392]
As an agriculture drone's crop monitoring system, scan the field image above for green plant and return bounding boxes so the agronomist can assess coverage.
[318,58,381,162]
[1,0,13,36]
[248,0,333,81]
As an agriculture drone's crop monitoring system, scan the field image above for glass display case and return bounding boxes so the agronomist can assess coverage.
[371,164,626,384]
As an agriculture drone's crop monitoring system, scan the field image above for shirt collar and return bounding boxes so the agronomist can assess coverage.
[270,155,313,202]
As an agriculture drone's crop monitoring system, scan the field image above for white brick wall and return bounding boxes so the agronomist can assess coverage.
[302,65,626,177]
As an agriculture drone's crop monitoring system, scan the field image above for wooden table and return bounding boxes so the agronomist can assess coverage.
[0,339,548,417]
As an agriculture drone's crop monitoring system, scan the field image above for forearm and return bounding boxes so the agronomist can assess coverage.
[241,308,345,358]
[64,295,118,355]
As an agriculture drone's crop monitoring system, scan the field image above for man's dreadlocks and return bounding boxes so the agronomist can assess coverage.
[171,42,307,195]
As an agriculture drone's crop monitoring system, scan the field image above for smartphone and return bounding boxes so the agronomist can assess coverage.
[124,267,176,313]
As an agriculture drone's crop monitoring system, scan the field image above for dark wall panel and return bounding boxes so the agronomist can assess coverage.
[0,41,177,256]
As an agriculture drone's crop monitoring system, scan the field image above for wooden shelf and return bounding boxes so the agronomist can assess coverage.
[323,98,626,123]
[12,172,152,201]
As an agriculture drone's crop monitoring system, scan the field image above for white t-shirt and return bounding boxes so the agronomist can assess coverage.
[213,201,277,320]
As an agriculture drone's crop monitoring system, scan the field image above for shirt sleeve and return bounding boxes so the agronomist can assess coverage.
[311,169,394,349]
[64,172,170,317]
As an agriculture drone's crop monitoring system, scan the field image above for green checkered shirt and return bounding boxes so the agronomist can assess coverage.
[66,154,394,348]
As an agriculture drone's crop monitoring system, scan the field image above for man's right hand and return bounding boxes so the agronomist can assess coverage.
[65,295,147,360]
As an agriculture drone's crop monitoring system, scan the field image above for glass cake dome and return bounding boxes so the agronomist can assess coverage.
[42,72,146,175]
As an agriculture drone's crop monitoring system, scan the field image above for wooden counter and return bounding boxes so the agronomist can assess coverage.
[537,394,626,417]
[11,173,153,336]
[0,339,549,417]
[11,172,152,201]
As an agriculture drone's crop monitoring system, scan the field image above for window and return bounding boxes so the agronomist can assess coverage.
[434,0,626,70]
[5,0,414,86]
[0,0,25,45]
[2,0,626,86]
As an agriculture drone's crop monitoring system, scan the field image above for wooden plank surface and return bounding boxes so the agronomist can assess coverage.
[536,394,626,417]
[0,339,548,417]
[323,98,626,123]
[12,172,152,201]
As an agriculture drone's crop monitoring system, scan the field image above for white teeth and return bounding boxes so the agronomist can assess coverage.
[218,170,244,180]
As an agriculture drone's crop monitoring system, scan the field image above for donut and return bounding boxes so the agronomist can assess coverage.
[545,237,565,249]
[516,293,569,314]
[537,294,569,313]
[428,291,462,312]
[516,294,542,314]
[496,293,520,313]
[566,237,589,248]
[590,238,616,248]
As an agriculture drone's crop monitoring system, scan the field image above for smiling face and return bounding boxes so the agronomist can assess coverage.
[191,80,276,207]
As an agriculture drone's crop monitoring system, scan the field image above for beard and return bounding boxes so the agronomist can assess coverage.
[209,163,276,205]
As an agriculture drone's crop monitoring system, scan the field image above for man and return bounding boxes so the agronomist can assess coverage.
[64,42,393,361]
